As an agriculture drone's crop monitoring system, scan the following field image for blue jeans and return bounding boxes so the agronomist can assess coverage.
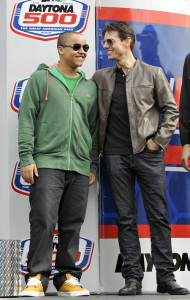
[26,169,89,291]
[105,147,175,284]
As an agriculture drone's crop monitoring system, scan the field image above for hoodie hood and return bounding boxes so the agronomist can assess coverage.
[36,64,49,100]
[37,63,49,71]
[36,63,86,101]
[36,63,85,78]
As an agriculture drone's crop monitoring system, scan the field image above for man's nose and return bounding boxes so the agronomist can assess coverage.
[78,47,85,54]
[103,41,110,49]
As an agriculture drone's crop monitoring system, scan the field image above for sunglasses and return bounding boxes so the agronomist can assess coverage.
[101,38,126,47]
[60,43,89,52]
[101,39,117,47]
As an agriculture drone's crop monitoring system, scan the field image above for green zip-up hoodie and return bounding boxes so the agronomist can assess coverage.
[18,64,98,177]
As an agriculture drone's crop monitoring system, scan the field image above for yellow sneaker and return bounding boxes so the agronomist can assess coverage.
[21,273,45,297]
[57,273,90,297]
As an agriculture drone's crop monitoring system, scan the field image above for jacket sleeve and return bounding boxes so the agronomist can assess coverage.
[18,74,40,167]
[88,86,99,175]
[179,54,190,146]
[152,67,179,149]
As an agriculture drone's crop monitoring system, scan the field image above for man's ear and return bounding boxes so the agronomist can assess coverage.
[58,46,63,56]
[125,37,131,48]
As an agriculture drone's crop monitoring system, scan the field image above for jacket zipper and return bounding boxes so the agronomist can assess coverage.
[67,93,73,170]
[47,69,84,170]
[67,76,83,170]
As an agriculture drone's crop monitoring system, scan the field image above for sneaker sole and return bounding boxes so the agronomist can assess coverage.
[57,291,90,297]
[21,291,45,297]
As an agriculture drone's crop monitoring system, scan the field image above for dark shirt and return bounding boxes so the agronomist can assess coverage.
[104,67,133,155]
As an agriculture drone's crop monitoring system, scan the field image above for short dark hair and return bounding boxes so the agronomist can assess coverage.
[102,21,135,52]
[57,31,82,48]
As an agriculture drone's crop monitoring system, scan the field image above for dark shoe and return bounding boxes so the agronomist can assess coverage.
[157,281,189,295]
[119,279,142,295]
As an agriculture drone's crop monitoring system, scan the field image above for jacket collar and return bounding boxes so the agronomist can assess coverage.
[112,58,140,73]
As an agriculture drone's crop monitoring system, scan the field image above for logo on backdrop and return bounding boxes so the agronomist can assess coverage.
[11,161,31,196]
[10,0,90,41]
[11,78,29,113]
[21,234,94,278]
[115,253,190,273]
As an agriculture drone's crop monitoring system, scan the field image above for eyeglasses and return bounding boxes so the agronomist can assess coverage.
[60,43,89,52]
[101,39,117,47]
[101,38,126,47]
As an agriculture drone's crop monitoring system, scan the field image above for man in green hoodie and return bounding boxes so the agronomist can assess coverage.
[18,31,98,297]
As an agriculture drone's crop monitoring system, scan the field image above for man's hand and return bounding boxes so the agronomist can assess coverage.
[89,172,95,186]
[20,164,38,185]
[147,138,160,151]
[181,144,190,172]
[49,61,60,70]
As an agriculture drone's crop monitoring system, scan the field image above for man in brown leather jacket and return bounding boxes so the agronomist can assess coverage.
[92,21,189,296]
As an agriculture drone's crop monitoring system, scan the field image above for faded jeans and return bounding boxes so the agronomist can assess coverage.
[105,147,175,284]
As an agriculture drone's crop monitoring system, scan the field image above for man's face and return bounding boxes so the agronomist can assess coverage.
[59,34,88,68]
[103,31,127,61]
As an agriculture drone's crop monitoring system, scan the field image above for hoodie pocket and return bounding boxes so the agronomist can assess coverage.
[77,127,92,159]
[34,121,66,154]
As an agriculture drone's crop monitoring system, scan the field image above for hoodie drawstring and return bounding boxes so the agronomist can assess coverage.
[45,70,49,101]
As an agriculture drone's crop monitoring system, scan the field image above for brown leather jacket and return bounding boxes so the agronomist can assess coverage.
[92,59,179,155]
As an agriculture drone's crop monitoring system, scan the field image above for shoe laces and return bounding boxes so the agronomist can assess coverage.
[27,278,41,287]
[65,277,82,287]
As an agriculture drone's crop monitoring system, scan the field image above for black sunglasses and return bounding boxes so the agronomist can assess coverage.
[60,43,89,52]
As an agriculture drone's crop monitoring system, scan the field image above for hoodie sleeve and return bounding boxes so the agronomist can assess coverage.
[18,73,40,167]
[179,53,190,146]
[88,85,99,175]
